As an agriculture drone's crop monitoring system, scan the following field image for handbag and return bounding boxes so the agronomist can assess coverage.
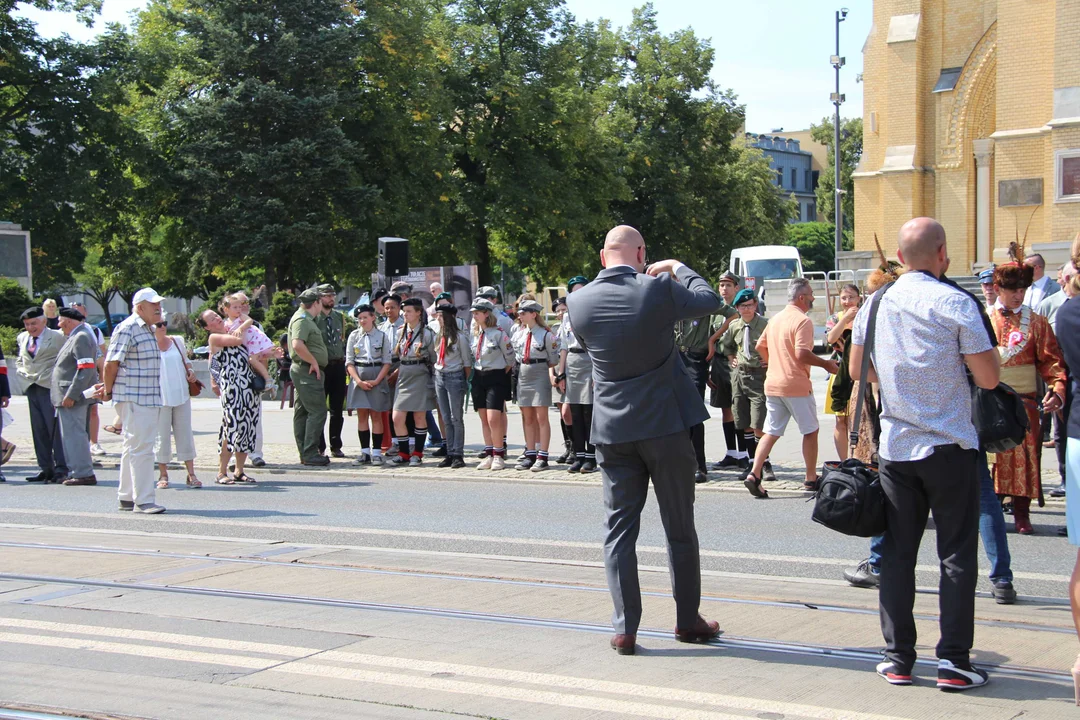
[811,283,891,538]
[971,381,1029,454]
[172,338,204,397]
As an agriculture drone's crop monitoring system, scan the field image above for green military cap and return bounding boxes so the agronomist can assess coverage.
[297,288,320,304]
[434,291,452,303]
[316,283,336,295]
[718,271,741,286]
[733,288,757,306]
[567,275,589,291]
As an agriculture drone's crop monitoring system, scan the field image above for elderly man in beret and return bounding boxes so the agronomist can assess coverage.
[289,288,330,465]
[52,307,100,486]
[16,306,68,482]
[315,283,348,458]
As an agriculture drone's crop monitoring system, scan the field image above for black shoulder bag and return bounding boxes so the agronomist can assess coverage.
[811,284,891,538]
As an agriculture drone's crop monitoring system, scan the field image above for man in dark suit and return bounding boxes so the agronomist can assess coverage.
[567,225,723,656]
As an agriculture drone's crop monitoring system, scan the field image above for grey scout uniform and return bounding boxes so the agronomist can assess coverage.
[345,327,392,412]
[558,313,592,405]
[392,322,438,412]
[718,314,768,431]
[514,325,559,407]
[51,323,100,479]
[471,327,515,371]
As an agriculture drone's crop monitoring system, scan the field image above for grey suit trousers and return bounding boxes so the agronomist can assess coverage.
[598,430,701,634]
[26,384,66,476]
[58,404,93,479]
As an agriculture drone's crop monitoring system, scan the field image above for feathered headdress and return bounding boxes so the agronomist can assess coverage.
[993,209,1038,290]
[866,232,903,293]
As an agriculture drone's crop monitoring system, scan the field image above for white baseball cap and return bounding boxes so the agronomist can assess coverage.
[132,287,164,305]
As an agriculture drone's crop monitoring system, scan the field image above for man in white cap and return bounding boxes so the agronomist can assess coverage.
[100,287,167,513]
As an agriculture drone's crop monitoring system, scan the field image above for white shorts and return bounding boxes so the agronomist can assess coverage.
[763,395,819,437]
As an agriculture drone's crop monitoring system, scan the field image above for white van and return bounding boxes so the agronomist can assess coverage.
[728,245,804,284]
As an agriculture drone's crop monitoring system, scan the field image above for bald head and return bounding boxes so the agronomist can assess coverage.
[601,225,646,271]
[896,217,948,274]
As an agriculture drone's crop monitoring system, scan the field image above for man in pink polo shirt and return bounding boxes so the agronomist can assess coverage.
[743,278,837,497]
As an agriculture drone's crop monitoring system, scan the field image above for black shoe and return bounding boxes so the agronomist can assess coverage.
[580,460,596,474]
[712,456,742,470]
[251,457,266,468]
[1050,482,1066,498]
[876,661,912,686]
[516,457,536,470]
[1060,527,1070,537]
[49,474,70,484]
[431,445,448,458]
[331,449,346,458]
[937,660,988,691]
[694,470,708,484]
[991,580,1016,605]
[762,461,776,482]
[476,448,490,459]
[738,457,750,470]
[26,472,51,483]
[450,456,466,469]
[567,460,584,473]
[556,441,573,464]
[354,454,372,465]
[437,457,453,468]
[390,455,409,465]
[228,463,236,473]
[843,559,880,588]
[301,456,331,466]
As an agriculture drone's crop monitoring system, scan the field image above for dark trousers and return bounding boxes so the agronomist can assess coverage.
[570,403,594,458]
[26,384,66,476]
[598,430,701,635]
[879,444,979,670]
[680,351,709,472]
[319,360,347,453]
[1056,386,1071,481]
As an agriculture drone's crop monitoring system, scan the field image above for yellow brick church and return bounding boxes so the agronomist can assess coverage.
[854,0,1080,270]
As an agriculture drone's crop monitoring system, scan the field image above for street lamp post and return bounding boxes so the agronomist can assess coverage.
[831,9,848,274]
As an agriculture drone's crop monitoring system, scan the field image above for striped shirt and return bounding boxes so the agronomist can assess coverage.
[105,314,162,407]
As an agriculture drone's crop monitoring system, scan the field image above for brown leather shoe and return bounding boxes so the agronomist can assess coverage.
[675,615,721,643]
[63,475,98,486]
[610,634,636,655]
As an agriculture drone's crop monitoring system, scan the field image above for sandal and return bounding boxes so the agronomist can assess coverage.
[156,476,169,489]
[104,425,121,435]
[742,471,769,499]
[232,472,256,484]
[186,475,202,488]
[215,473,235,485]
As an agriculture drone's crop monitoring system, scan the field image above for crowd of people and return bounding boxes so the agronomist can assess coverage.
[2,219,1079,695]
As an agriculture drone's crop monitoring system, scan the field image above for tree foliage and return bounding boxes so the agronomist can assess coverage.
[810,117,862,230]
[0,278,34,328]
[784,221,853,273]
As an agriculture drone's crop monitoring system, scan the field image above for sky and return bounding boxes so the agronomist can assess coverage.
[16,0,872,134]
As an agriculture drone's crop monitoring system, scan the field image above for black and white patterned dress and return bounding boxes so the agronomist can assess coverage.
[213,344,258,453]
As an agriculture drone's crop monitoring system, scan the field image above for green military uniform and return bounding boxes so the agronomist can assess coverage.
[718,313,768,431]
[315,286,348,455]
[289,294,330,462]
[706,302,739,409]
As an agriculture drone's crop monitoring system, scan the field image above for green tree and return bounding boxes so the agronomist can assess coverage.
[810,117,862,230]
[784,221,853,273]
[0,277,34,328]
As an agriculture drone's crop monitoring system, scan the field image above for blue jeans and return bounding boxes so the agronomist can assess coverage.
[434,370,467,457]
[867,450,1011,583]
[426,410,444,446]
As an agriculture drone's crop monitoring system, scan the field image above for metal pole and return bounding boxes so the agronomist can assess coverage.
[834,10,843,274]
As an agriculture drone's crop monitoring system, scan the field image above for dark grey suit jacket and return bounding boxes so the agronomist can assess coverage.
[567,264,722,445]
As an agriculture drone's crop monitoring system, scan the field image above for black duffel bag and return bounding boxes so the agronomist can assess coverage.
[972,382,1029,454]
[812,459,886,537]
[811,282,892,537]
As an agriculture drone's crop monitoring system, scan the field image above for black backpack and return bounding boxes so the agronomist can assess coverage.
[972,381,1030,454]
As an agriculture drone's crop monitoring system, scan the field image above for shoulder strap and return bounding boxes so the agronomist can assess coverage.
[849,281,894,449]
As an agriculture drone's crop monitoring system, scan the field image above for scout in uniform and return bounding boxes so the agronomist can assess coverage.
[346,304,392,465]
[476,285,513,459]
[377,294,404,453]
[315,283,348,458]
[288,289,329,466]
[556,276,595,474]
[426,292,467,459]
[433,303,472,469]
[708,271,745,469]
[470,298,516,470]
[551,297,574,464]
[718,289,774,482]
[512,299,560,472]
[390,297,439,465]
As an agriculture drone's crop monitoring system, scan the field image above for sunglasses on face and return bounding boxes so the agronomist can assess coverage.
[153,322,168,329]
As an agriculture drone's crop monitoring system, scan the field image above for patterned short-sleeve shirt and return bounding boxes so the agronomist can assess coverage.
[105,314,162,407]
[852,272,993,462]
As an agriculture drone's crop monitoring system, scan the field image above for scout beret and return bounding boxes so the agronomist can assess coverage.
[733,289,757,306]
[20,306,44,320]
[517,299,543,313]
[434,291,452,303]
[477,285,499,299]
[316,283,336,295]
[552,297,567,311]
[371,288,389,302]
[402,297,424,310]
[567,276,588,291]
[58,307,85,321]
[978,266,996,283]
[470,298,495,312]
[718,271,741,285]
[297,289,320,304]
[436,303,458,314]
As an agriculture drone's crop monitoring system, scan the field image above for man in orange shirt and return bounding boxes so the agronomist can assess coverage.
[743,278,838,497]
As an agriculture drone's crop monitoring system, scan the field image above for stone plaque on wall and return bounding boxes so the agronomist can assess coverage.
[998,178,1043,207]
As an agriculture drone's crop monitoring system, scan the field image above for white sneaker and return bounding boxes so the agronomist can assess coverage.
[478,456,494,470]
[409,455,422,466]
[90,443,106,456]
[490,455,505,471]
[372,454,384,465]
[135,503,166,514]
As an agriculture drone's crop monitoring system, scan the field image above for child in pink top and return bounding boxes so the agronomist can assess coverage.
[223,292,275,388]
